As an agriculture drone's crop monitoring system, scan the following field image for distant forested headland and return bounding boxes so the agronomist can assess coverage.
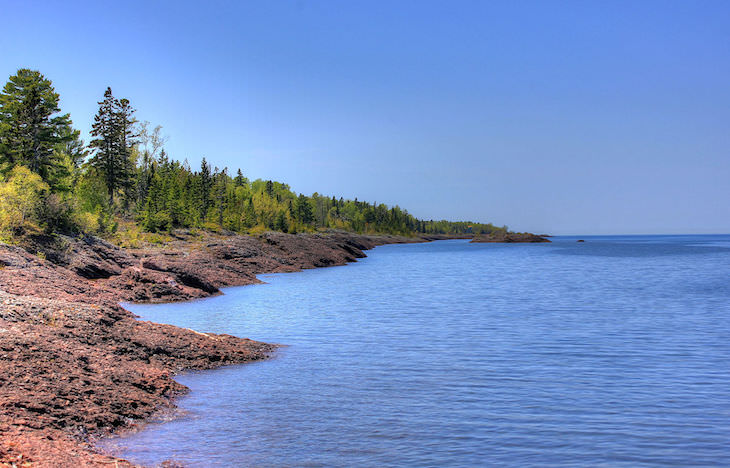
[0,69,508,242]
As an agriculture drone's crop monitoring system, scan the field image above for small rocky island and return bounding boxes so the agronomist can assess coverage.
[471,232,551,243]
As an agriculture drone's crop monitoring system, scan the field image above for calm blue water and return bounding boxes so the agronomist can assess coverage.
[99,236,730,467]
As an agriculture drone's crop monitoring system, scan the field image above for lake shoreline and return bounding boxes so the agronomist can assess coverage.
[1,230,467,467]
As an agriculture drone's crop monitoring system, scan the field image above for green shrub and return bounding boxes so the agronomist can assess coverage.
[0,166,49,236]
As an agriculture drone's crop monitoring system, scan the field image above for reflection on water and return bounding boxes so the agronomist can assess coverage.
[99,236,730,467]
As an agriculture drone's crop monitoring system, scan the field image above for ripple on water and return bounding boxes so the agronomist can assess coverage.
[98,236,730,467]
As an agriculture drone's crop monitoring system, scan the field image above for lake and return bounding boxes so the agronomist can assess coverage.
[98,236,730,467]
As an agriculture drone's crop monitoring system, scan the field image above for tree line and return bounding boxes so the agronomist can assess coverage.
[0,69,507,240]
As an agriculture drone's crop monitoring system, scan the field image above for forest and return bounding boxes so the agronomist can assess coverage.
[0,69,508,242]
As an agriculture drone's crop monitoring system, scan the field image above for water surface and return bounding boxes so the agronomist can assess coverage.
[100,236,730,467]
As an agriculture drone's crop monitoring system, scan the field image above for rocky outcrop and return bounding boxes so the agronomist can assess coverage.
[470,232,551,243]
[1,231,418,307]
[0,230,420,467]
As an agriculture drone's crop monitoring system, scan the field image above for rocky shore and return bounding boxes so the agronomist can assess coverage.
[0,230,422,467]
[0,228,547,466]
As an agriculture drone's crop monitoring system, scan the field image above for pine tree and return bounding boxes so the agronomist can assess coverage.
[0,69,73,186]
[197,157,212,220]
[296,194,314,225]
[55,126,88,171]
[88,87,136,206]
[117,98,138,210]
[244,195,256,227]
[275,211,289,233]
[212,168,228,226]
[234,168,246,187]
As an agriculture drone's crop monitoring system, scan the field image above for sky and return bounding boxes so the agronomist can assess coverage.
[2,1,729,235]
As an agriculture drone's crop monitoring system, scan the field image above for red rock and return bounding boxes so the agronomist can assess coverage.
[470,232,551,243]
[0,230,421,466]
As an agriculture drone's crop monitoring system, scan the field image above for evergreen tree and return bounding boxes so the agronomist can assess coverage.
[296,194,314,224]
[117,98,138,210]
[0,69,73,186]
[55,126,88,170]
[275,211,289,233]
[197,157,212,220]
[234,168,246,186]
[244,195,256,228]
[212,168,228,226]
[88,87,136,206]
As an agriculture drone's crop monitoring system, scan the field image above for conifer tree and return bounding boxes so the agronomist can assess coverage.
[0,69,73,186]
[275,211,289,233]
[197,157,212,220]
[56,126,88,171]
[88,87,136,206]
[296,194,314,225]
[234,168,246,186]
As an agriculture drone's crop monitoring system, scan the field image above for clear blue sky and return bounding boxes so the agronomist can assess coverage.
[2,1,729,235]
